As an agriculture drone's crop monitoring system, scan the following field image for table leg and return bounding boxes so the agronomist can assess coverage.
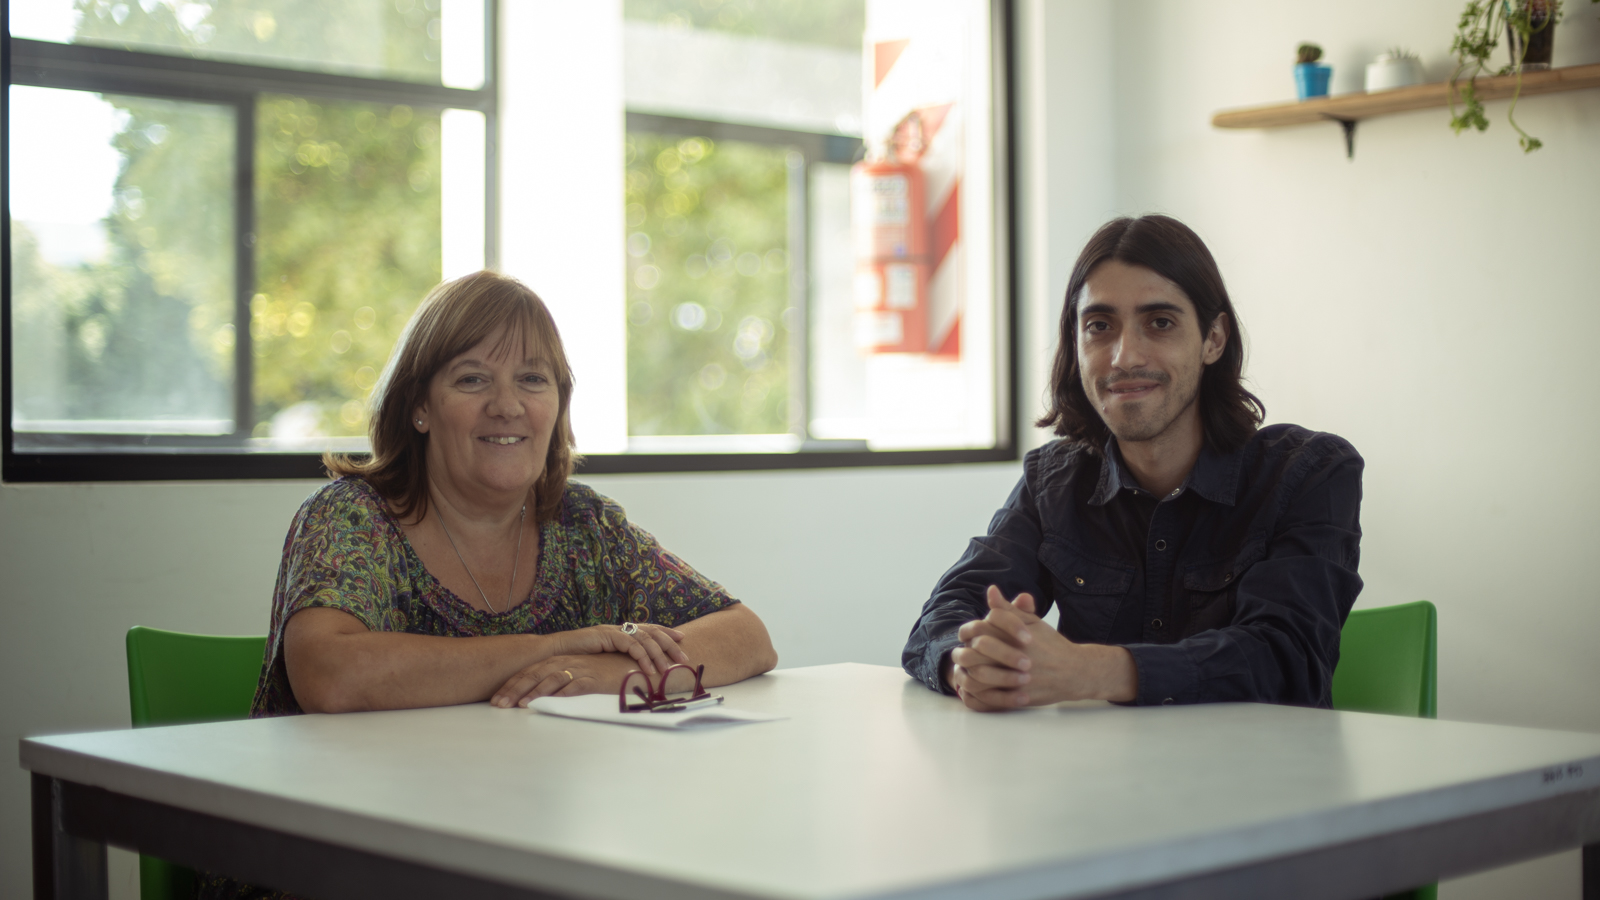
[1585,843,1598,900]
[32,774,108,900]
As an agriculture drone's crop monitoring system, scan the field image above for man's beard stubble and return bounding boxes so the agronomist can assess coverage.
[1095,368,1201,444]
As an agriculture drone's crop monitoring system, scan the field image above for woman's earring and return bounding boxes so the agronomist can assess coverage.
[415,418,424,427]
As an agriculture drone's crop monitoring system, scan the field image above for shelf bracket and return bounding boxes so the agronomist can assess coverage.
[1323,116,1358,159]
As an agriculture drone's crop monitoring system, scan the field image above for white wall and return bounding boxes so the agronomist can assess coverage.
[1102,1,1600,896]
[0,7,1062,893]
[0,465,1023,899]
[5,2,1598,897]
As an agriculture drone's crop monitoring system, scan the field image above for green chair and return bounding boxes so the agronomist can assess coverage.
[126,626,268,900]
[1331,600,1438,900]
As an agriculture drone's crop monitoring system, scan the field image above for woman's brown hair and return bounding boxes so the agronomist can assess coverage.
[1037,215,1264,454]
[325,271,578,524]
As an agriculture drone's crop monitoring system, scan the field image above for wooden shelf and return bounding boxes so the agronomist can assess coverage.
[1212,62,1600,129]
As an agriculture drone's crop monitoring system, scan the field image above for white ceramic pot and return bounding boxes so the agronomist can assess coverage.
[1365,56,1424,92]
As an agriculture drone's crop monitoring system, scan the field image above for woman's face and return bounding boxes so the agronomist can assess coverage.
[414,327,561,504]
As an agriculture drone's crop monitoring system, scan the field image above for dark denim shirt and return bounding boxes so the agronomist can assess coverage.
[902,424,1363,707]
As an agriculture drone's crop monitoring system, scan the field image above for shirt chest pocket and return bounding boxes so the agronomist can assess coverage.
[1038,538,1135,643]
[1178,540,1265,636]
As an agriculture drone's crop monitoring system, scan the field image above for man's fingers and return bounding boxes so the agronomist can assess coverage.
[953,666,1030,710]
[959,635,1031,671]
[981,604,1033,646]
[960,683,1029,711]
[985,585,1045,624]
[951,645,1005,673]
[959,662,1031,689]
[959,618,1026,650]
[960,688,1005,711]
[964,682,1032,709]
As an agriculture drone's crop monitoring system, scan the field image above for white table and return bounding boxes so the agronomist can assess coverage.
[21,663,1600,900]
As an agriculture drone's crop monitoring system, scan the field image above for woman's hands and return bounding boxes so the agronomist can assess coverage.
[491,605,778,709]
[551,623,687,675]
[491,650,705,708]
[487,623,689,709]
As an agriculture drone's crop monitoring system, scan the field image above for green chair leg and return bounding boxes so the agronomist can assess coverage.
[126,626,267,900]
[1333,602,1440,900]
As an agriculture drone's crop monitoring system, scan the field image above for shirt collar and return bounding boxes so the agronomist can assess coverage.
[1087,436,1242,507]
[1088,438,1129,506]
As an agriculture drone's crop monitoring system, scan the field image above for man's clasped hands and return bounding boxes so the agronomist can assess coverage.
[947,586,1141,710]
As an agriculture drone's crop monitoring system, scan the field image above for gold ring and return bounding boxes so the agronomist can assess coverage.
[563,669,574,682]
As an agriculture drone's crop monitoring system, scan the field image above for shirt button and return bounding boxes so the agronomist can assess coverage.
[1224,572,1233,582]
[1151,618,1163,629]
[1154,540,1167,551]
[1074,576,1085,585]
[1169,488,1181,497]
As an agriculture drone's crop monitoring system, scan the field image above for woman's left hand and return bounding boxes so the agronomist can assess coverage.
[491,652,687,708]
[551,622,687,676]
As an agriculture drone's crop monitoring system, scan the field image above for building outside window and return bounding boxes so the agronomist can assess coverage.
[4,0,1013,481]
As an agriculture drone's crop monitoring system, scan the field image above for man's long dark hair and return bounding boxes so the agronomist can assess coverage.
[1037,215,1264,454]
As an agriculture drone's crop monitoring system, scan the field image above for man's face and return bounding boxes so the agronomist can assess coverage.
[1075,260,1227,446]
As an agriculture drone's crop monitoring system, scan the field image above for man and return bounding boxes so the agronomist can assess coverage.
[903,215,1362,710]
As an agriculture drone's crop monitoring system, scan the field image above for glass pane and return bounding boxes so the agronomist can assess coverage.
[806,160,867,440]
[605,0,999,450]
[11,0,485,89]
[623,1,864,136]
[624,0,865,49]
[251,94,444,444]
[623,133,793,437]
[10,86,235,434]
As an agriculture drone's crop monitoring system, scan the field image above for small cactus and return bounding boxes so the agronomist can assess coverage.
[1296,43,1323,64]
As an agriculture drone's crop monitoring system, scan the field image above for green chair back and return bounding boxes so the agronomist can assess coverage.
[1332,600,1437,719]
[1331,600,1439,900]
[126,626,267,900]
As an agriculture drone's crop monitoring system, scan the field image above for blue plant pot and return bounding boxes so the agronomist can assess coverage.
[1295,63,1332,100]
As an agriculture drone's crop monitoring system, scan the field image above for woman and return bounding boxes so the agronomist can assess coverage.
[256,270,778,717]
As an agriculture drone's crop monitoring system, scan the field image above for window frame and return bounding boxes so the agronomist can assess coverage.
[3,0,1017,483]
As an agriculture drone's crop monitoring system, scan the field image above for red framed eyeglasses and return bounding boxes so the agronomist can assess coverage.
[618,663,724,713]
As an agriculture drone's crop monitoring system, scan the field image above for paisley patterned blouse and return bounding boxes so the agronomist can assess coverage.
[200,476,737,899]
[252,475,739,718]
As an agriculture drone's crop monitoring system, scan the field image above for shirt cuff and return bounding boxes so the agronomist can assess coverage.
[1123,643,1200,706]
[921,631,964,696]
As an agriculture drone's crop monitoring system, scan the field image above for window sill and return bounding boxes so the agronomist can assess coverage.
[3,441,1016,483]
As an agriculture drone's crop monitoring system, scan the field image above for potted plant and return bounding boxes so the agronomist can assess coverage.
[1448,0,1565,152]
[1365,48,1425,92]
[1294,43,1332,100]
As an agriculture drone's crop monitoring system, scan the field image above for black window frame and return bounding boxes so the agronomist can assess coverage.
[3,0,1017,483]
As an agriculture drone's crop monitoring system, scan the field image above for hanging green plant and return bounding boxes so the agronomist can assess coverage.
[1447,0,1594,152]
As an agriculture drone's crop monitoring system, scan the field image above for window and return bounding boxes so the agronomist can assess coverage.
[5,0,1014,481]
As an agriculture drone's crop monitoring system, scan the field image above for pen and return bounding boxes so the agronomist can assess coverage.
[650,694,724,713]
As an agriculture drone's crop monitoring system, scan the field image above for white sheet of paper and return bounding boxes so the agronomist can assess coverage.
[528,693,785,730]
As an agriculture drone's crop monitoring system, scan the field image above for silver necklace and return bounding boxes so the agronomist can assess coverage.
[437,503,525,614]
